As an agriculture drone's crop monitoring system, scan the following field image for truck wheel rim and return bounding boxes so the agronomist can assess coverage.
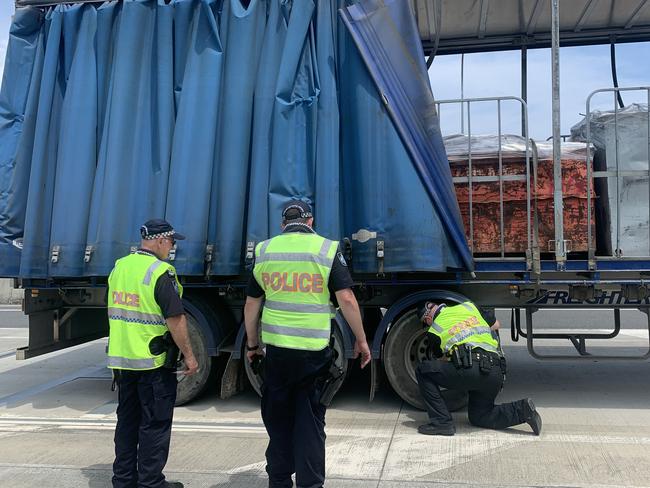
[402,314,430,382]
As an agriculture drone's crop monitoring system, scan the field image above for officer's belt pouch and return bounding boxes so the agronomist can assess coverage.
[162,331,180,369]
[499,356,507,375]
[149,335,166,355]
[251,355,265,380]
[319,363,344,407]
[451,344,473,369]
[479,354,492,374]
[111,369,120,391]
[450,347,462,369]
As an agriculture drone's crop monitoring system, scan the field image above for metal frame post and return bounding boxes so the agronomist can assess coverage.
[521,44,528,137]
[551,0,566,270]
[460,53,465,133]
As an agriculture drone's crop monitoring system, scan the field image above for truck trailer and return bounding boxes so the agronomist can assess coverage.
[1,0,650,409]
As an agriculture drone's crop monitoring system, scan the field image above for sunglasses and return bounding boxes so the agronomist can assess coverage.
[163,237,176,246]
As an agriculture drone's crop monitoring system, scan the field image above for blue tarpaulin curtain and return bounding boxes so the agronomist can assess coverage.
[338,4,463,273]
[0,0,468,279]
[0,7,43,277]
[340,0,473,272]
[165,0,224,275]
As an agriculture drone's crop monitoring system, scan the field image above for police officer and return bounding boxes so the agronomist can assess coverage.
[244,200,371,488]
[108,219,199,488]
[415,301,542,436]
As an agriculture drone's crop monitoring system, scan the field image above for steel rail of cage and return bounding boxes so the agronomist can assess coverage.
[435,96,532,266]
[509,306,650,361]
[585,87,650,268]
[511,306,622,347]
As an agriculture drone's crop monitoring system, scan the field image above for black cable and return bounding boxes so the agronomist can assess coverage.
[610,41,625,109]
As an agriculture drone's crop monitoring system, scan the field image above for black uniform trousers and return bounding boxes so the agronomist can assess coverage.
[112,367,177,488]
[261,345,331,488]
[416,353,529,430]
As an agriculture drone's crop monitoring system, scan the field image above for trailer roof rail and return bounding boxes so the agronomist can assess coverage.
[16,0,650,53]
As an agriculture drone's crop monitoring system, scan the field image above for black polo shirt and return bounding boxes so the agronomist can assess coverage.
[246,224,354,299]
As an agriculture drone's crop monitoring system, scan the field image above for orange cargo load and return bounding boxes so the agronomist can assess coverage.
[445,135,595,254]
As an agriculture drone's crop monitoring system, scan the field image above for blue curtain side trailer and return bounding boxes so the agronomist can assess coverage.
[2,0,650,407]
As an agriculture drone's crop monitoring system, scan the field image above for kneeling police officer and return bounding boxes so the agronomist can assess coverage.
[108,219,199,488]
[415,301,542,436]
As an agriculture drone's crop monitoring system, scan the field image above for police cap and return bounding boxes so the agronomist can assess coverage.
[282,200,313,222]
[140,219,186,241]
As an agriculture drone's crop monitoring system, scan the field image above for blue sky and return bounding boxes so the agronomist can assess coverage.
[0,3,9,74]
[429,42,650,139]
[0,4,648,140]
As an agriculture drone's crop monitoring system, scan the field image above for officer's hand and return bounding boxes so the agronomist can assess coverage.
[181,355,199,376]
[354,339,372,369]
[246,348,264,363]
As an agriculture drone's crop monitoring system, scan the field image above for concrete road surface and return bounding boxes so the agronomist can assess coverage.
[0,309,649,487]
[0,306,27,329]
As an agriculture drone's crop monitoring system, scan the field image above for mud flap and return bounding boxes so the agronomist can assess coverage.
[220,353,245,400]
[369,358,381,402]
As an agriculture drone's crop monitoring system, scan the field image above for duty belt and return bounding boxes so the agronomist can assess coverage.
[449,344,503,369]
[471,349,500,364]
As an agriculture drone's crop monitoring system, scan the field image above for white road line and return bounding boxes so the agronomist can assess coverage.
[0,462,268,478]
[0,418,268,435]
[0,462,84,470]
[0,416,649,446]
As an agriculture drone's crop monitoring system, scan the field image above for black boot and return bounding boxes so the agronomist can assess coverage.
[417,423,456,436]
[522,398,542,435]
[164,482,184,488]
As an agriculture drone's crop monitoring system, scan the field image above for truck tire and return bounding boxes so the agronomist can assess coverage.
[382,309,468,412]
[175,300,221,406]
[244,322,349,398]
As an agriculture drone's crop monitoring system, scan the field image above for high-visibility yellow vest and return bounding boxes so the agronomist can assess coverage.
[253,232,338,351]
[107,252,183,370]
[428,301,499,355]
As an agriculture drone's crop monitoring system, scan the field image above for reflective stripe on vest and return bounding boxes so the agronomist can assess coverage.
[255,238,335,267]
[107,252,183,371]
[260,322,332,339]
[107,356,155,369]
[458,341,499,353]
[428,301,499,355]
[143,260,165,285]
[107,307,166,326]
[263,299,336,315]
[446,326,493,348]
[253,233,338,351]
